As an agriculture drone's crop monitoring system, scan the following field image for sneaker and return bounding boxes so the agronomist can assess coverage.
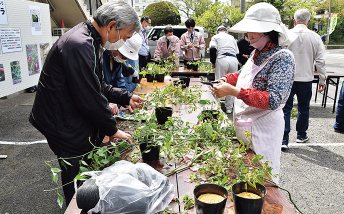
[226,109,232,114]
[296,136,309,143]
[281,140,288,151]
[334,129,344,134]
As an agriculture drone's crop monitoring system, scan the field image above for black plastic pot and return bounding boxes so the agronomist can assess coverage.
[156,74,165,82]
[186,63,193,69]
[132,76,141,84]
[194,183,228,214]
[192,64,199,71]
[232,182,267,214]
[139,142,160,161]
[200,110,220,122]
[76,179,100,211]
[179,77,190,88]
[146,74,154,82]
[155,107,173,125]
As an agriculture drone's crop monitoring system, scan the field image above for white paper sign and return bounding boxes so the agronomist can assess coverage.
[0,0,8,25]
[29,5,42,35]
[0,28,23,53]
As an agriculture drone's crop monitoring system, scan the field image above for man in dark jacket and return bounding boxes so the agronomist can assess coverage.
[29,0,144,206]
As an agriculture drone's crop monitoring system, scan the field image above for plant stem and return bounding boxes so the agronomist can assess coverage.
[264,178,304,214]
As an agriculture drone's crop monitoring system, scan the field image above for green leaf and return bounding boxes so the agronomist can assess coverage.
[81,160,88,166]
[87,151,93,159]
[79,166,90,173]
[52,172,58,184]
[60,160,67,171]
[206,124,213,136]
[222,176,227,183]
[51,168,62,173]
[57,193,64,208]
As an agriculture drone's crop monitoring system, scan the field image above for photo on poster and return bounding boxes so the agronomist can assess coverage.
[10,61,22,84]
[29,5,42,35]
[0,64,5,82]
[26,44,40,75]
[39,43,50,65]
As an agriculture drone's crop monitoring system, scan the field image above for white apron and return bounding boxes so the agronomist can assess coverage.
[234,50,291,183]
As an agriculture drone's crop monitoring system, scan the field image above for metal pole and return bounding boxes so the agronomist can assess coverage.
[326,0,332,45]
[240,0,245,14]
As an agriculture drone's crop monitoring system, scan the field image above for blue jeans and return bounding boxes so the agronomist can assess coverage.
[334,81,344,130]
[283,81,312,142]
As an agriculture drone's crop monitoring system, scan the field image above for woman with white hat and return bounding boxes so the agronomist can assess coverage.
[212,2,297,183]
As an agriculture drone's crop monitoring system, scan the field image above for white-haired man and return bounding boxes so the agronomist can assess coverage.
[209,26,239,114]
[282,9,327,149]
[29,0,146,205]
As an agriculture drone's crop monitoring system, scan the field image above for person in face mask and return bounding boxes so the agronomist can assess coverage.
[154,26,180,65]
[237,33,255,67]
[138,16,152,71]
[28,1,146,206]
[180,18,206,67]
[103,33,142,94]
[211,2,297,184]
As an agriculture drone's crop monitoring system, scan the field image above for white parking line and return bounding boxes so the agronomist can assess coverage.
[288,143,344,147]
[0,140,47,145]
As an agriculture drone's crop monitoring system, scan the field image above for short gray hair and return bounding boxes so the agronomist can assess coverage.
[93,0,140,33]
[294,9,311,24]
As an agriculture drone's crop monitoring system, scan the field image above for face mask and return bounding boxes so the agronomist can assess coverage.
[114,55,127,63]
[103,30,125,50]
[244,36,249,42]
[144,26,151,32]
[188,30,195,34]
[166,36,172,40]
[249,35,269,51]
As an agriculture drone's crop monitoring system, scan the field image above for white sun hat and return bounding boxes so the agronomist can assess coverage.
[229,2,297,46]
[118,33,142,60]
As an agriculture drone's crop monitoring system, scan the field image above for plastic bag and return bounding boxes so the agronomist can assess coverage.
[234,116,253,146]
[81,160,174,214]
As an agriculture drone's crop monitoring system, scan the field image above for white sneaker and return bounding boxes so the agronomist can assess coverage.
[226,109,232,114]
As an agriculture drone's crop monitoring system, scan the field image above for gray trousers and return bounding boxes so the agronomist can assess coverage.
[215,56,238,111]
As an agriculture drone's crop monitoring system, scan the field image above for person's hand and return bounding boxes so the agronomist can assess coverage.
[195,44,200,48]
[243,54,249,59]
[318,84,326,93]
[212,64,216,69]
[188,43,193,48]
[128,95,147,110]
[108,103,119,115]
[211,82,240,98]
[109,130,133,144]
[124,105,133,113]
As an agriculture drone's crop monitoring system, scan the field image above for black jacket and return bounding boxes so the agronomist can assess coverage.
[29,20,132,155]
[237,37,254,66]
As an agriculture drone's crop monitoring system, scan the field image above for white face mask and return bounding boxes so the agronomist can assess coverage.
[111,53,127,63]
[144,26,151,32]
[103,30,125,50]
[166,36,172,40]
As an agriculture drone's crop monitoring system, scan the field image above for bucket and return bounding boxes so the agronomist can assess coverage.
[232,182,267,214]
[194,183,228,214]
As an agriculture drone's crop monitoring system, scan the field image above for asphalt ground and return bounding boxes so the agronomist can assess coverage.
[0,49,344,214]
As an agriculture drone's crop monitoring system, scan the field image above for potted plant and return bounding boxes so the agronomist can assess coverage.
[194,183,228,214]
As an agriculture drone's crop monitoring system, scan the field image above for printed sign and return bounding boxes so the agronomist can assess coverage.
[329,13,338,35]
[29,5,42,35]
[0,0,8,25]
[0,28,22,53]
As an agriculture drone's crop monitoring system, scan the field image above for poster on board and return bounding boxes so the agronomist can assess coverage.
[0,64,5,82]
[0,0,8,25]
[29,5,42,35]
[10,61,21,84]
[26,44,40,75]
[0,28,23,53]
[39,43,50,65]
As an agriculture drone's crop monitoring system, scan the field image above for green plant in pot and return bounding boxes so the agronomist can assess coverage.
[143,63,155,82]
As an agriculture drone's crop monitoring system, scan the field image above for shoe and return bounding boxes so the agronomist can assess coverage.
[296,136,309,143]
[281,140,288,151]
[334,129,344,133]
[226,109,232,114]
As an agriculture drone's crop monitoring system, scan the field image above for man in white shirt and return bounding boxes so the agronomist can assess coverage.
[282,9,327,149]
[138,16,151,71]
[209,26,239,114]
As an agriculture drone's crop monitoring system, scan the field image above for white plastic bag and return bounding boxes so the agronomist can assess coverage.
[84,160,174,214]
[234,116,253,146]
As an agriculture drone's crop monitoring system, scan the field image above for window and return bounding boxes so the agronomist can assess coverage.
[142,0,146,2]
[135,0,139,2]
[135,6,140,11]
[143,6,146,10]
[124,0,128,2]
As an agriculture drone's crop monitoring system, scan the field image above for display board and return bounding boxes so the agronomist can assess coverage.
[0,0,51,98]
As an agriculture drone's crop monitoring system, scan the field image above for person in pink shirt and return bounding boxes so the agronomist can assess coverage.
[154,26,180,65]
[180,19,206,67]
